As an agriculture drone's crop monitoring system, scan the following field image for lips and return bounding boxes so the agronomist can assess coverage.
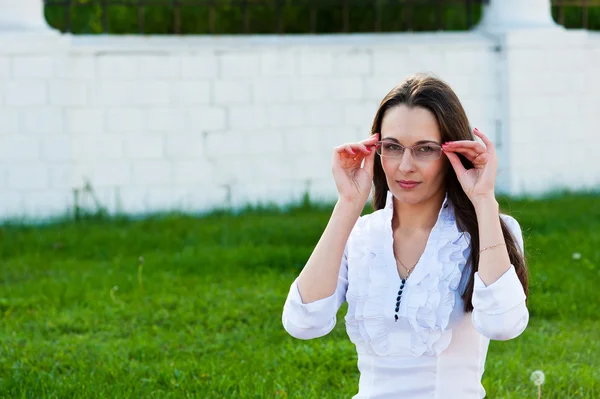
[397,180,420,189]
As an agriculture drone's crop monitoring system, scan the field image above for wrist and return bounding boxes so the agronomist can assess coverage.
[472,194,498,213]
[336,197,366,214]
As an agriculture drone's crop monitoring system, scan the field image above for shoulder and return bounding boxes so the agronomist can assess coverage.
[500,213,525,252]
[499,213,522,235]
[354,208,387,230]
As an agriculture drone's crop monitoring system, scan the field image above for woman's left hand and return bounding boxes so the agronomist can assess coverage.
[442,128,497,204]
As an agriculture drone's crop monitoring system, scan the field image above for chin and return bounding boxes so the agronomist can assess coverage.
[389,188,424,205]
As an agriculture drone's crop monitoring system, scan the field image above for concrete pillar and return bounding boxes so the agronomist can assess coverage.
[0,0,51,32]
[476,0,560,33]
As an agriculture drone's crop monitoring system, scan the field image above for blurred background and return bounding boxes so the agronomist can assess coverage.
[0,1,599,398]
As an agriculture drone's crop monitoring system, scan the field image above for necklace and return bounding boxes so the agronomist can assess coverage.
[395,256,417,279]
[393,257,418,323]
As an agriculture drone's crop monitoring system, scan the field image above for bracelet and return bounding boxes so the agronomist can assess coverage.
[479,243,506,254]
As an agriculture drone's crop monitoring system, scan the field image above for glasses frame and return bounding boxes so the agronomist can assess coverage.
[375,140,444,161]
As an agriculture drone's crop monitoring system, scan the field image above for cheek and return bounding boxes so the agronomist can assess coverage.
[423,159,447,182]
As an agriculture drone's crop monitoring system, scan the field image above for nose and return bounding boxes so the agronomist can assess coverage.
[398,148,416,174]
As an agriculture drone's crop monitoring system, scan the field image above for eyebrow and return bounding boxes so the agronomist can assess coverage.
[381,137,441,145]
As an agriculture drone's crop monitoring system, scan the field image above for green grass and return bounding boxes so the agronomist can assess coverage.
[1,192,599,398]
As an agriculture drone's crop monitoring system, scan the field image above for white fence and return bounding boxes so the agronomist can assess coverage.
[0,1,599,220]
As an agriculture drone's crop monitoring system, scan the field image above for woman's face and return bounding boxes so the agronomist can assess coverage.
[379,104,448,205]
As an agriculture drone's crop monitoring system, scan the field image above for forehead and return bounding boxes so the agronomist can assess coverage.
[381,105,441,144]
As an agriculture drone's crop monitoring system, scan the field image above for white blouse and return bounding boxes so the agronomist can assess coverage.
[282,190,529,399]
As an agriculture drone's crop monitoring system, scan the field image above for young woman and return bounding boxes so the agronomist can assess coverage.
[281,74,529,398]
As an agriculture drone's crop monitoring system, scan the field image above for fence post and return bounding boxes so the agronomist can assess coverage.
[476,0,560,32]
[0,0,52,31]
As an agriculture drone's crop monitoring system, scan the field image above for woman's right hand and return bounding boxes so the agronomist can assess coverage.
[332,133,379,205]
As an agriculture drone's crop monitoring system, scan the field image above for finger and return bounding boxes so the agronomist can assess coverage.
[334,144,358,156]
[473,128,496,155]
[442,140,486,153]
[360,133,380,145]
[362,145,376,177]
[445,151,467,178]
[443,147,481,162]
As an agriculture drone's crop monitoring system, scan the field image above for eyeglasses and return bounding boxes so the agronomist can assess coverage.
[375,141,443,161]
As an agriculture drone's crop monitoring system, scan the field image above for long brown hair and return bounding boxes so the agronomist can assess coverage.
[370,73,528,312]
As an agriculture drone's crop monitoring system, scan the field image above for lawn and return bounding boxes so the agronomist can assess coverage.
[0,193,599,398]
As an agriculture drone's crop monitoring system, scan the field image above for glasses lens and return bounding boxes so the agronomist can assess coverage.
[413,144,442,160]
[379,141,404,157]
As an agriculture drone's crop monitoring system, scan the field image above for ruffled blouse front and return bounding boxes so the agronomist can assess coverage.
[282,191,529,399]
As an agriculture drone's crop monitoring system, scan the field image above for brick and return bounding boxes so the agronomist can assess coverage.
[20,107,65,134]
[242,131,284,155]
[344,103,378,129]
[229,105,267,129]
[0,136,40,161]
[0,192,22,219]
[165,133,204,159]
[305,103,345,127]
[7,164,49,190]
[77,161,132,187]
[0,57,10,79]
[54,56,95,80]
[90,82,132,106]
[330,78,364,101]
[174,185,227,212]
[106,108,144,133]
[68,109,105,134]
[0,109,20,133]
[214,80,251,105]
[20,190,72,219]
[5,81,46,106]
[144,108,188,133]
[122,134,165,159]
[73,135,123,160]
[131,161,172,186]
[266,104,304,128]
[173,81,211,105]
[97,55,138,79]
[220,53,260,78]
[290,154,332,180]
[372,50,412,77]
[49,80,88,106]
[300,52,333,76]
[137,55,180,79]
[172,160,214,185]
[261,52,295,76]
[363,76,403,101]
[188,106,227,131]
[333,50,371,76]
[130,82,171,106]
[49,163,76,189]
[281,127,320,154]
[253,79,293,104]
[12,56,54,79]
[204,132,245,156]
[181,54,218,79]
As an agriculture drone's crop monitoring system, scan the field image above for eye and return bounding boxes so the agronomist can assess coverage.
[416,145,436,153]
[383,143,402,151]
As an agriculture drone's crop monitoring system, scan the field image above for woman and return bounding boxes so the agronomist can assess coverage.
[281,74,529,398]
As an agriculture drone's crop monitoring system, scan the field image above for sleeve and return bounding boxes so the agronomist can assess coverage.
[471,214,529,341]
[281,244,349,340]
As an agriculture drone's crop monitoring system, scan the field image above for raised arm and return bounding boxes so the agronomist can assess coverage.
[282,133,379,339]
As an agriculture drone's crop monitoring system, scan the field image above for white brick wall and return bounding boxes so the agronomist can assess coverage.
[0,31,598,221]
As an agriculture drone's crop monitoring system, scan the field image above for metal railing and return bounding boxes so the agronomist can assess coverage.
[553,0,600,29]
[43,0,600,35]
[43,0,487,34]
